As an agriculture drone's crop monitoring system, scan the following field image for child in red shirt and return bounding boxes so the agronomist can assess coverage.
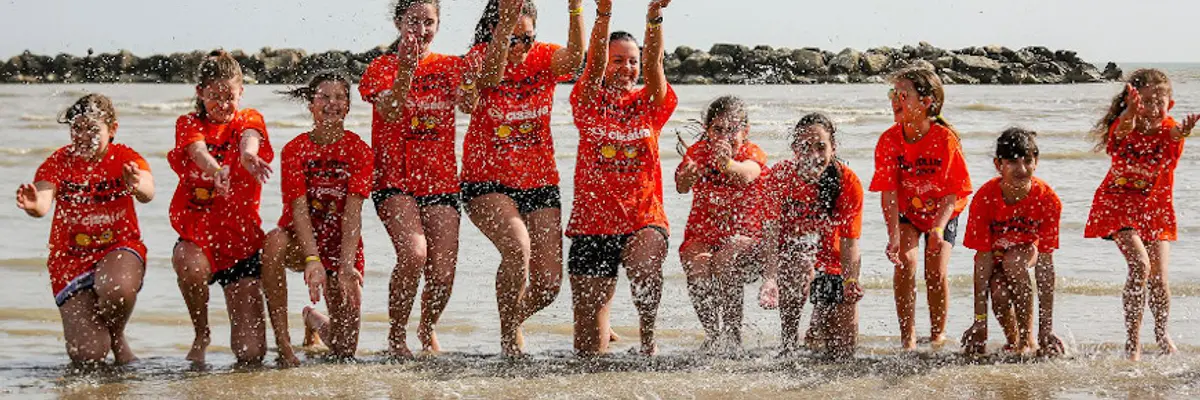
[567,0,676,357]
[869,67,972,350]
[758,113,863,357]
[460,0,587,357]
[358,0,482,357]
[677,95,768,352]
[1083,69,1199,360]
[168,51,274,366]
[17,94,154,365]
[262,73,372,365]
[960,128,1064,357]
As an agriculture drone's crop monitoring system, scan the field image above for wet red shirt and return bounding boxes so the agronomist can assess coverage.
[35,144,149,300]
[462,42,572,189]
[566,81,678,236]
[278,131,373,273]
[681,140,769,247]
[964,177,1061,254]
[360,52,467,196]
[869,123,972,231]
[1085,117,1184,241]
[168,109,273,272]
[761,161,863,275]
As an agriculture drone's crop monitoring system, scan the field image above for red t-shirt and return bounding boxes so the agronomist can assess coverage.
[167,109,274,272]
[278,131,373,273]
[462,42,572,189]
[869,123,973,231]
[1084,117,1184,241]
[681,140,769,247]
[566,81,678,236]
[359,52,467,196]
[35,144,150,299]
[964,177,1061,254]
[761,161,863,275]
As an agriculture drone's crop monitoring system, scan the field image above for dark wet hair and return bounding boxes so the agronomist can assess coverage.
[610,31,638,46]
[1090,68,1171,153]
[701,95,749,133]
[472,0,538,46]
[277,71,352,104]
[59,93,117,128]
[890,67,960,142]
[995,127,1039,160]
[793,113,841,217]
[194,50,243,118]
[388,0,441,53]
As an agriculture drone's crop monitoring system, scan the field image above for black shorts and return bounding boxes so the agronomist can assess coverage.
[568,226,668,278]
[811,272,845,305]
[460,182,561,215]
[371,188,462,213]
[899,214,960,246]
[209,251,262,287]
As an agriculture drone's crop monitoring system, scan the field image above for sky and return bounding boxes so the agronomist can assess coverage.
[2,0,1197,63]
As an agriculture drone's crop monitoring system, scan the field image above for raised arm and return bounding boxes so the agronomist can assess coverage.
[550,0,587,78]
[642,0,671,106]
[478,0,524,90]
[373,32,426,122]
[577,0,613,101]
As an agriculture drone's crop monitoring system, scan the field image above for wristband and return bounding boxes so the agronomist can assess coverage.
[305,255,321,264]
[569,7,583,16]
[597,10,612,17]
[975,313,987,322]
[720,158,734,172]
[930,227,945,238]
[844,278,858,285]
[648,15,664,27]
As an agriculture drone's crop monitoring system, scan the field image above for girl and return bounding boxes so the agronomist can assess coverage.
[357,0,480,358]
[168,50,274,366]
[16,94,153,365]
[677,95,768,352]
[1083,69,1199,361]
[960,128,1064,357]
[758,113,863,357]
[461,0,586,356]
[869,67,972,350]
[263,72,372,364]
[567,0,676,357]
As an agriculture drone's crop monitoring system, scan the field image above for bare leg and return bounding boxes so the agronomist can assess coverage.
[59,290,112,365]
[379,195,428,358]
[570,274,617,356]
[93,249,146,365]
[1146,241,1175,356]
[1001,245,1038,353]
[261,228,301,366]
[223,277,267,365]
[324,271,363,358]
[894,224,922,350]
[621,228,667,356]
[712,236,756,349]
[417,205,460,354]
[680,241,719,348]
[923,233,953,346]
[777,254,813,355]
[466,194,532,357]
[173,241,213,365]
[1114,230,1151,361]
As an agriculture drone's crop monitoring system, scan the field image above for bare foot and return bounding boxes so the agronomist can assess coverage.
[1126,340,1142,361]
[113,336,138,365]
[1157,334,1178,357]
[500,327,526,358]
[276,344,301,368]
[901,337,918,351]
[418,325,441,354]
[700,336,719,354]
[301,306,325,348]
[186,329,210,366]
[640,342,657,357]
[608,328,621,343]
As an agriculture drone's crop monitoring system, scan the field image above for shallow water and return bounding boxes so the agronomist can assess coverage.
[2,77,1200,398]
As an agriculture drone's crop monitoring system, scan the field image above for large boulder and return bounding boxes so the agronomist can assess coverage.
[1066,63,1103,83]
[931,56,955,70]
[1021,46,1054,62]
[673,45,698,61]
[1012,49,1038,66]
[953,54,1002,81]
[710,43,750,63]
[705,54,736,75]
[679,51,710,75]
[998,64,1034,84]
[1102,62,1123,81]
[677,74,712,85]
[829,48,862,74]
[861,52,893,75]
[916,41,947,59]
[786,48,826,74]
[939,69,979,85]
[1054,50,1081,64]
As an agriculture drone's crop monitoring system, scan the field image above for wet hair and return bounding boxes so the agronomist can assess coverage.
[890,67,960,142]
[472,0,538,47]
[193,50,243,118]
[701,95,749,133]
[58,93,117,128]
[793,113,841,217]
[995,127,1039,160]
[1090,68,1172,153]
[610,31,638,46]
[277,71,352,104]
[388,0,441,53]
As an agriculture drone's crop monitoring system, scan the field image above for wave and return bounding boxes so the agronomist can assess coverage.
[856,274,1200,297]
[19,114,56,122]
[0,147,57,157]
[1038,150,1107,160]
[959,103,1010,112]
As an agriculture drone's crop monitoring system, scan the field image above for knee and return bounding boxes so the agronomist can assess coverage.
[67,338,110,365]
[96,283,139,308]
[396,241,430,269]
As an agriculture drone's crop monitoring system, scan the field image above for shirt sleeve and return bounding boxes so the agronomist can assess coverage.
[280,142,307,204]
[1037,187,1062,254]
[359,55,395,102]
[175,115,205,149]
[868,127,899,192]
[962,186,994,252]
[33,152,61,186]
[236,109,273,164]
[943,135,973,199]
[348,139,375,198]
[651,85,679,130]
[837,167,865,239]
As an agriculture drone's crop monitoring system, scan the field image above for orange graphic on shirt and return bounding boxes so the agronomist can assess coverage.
[72,229,116,248]
[909,196,938,214]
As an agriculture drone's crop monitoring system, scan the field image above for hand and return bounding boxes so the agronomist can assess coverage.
[339,267,364,308]
[213,165,232,196]
[961,321,988,355]
[122,161,142,192]
[885,236,901,266]
[303,259,326,304]
[240,151,273,185]
[1038,331,1065,357]
[1120,84,1144,121]
[597,0,613,11]
[15,183,38,211]
[758,278,779,310]
[844,279,864,304]
[1180,113,1200,138]
[648,0,671,13]
[499,0,524,16]
[396,28,424,67]
[680,158,700,180]
[712,139,733,170]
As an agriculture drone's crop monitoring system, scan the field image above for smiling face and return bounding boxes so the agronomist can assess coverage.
[395,3,440,54]
[507,16,537,65]
[309,80,350,128]
[1135,83,1172,122]
[790,124,834,182]
[995,155,1038,189]
[196,78,243,124]
[605,39,640,90]
[889,78,932,125]
[706,114,747,149]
